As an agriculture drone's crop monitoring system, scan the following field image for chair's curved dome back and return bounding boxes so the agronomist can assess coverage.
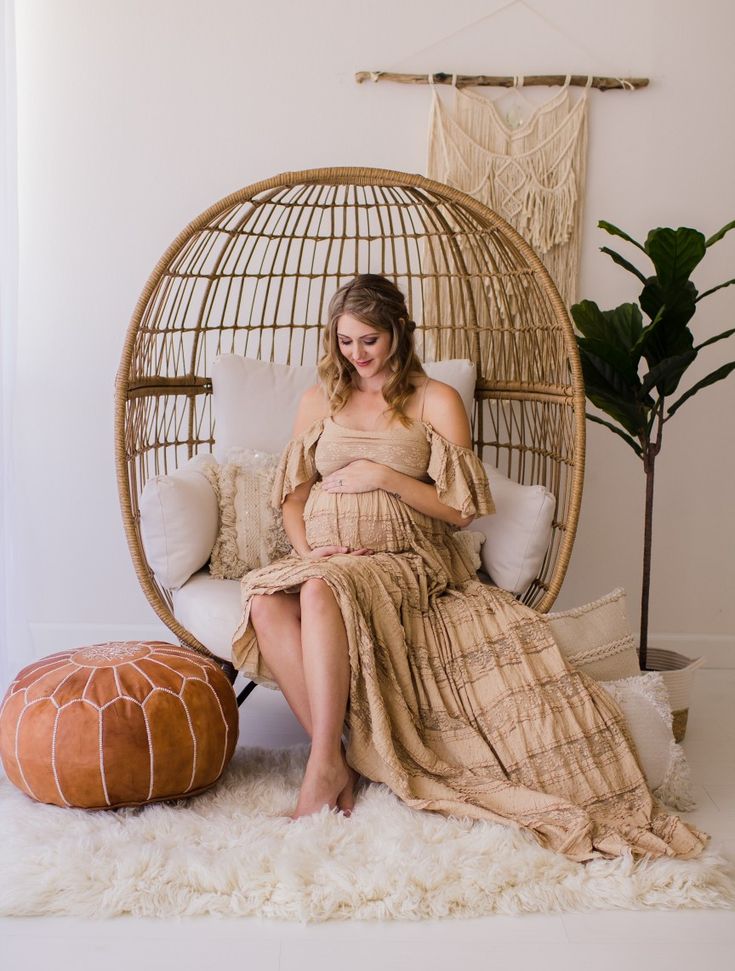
[115,167,585,659]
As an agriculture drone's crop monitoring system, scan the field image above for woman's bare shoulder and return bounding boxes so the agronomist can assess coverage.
[292,383,331,437]
[423,379,471,448]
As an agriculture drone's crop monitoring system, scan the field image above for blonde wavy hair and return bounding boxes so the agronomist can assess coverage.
[317,274,426,427]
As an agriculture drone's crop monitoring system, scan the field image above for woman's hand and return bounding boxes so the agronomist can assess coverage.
[321,460,387,494]
[302,545,374,559]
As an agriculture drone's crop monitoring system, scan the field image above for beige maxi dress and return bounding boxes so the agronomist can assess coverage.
[231,415,710,863]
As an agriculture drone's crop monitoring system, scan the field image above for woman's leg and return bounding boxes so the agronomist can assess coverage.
[250,592,312,735]
[292,577,353,818]
[249,589,358,816]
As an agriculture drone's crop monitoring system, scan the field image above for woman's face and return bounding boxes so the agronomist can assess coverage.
[335,312,392,380]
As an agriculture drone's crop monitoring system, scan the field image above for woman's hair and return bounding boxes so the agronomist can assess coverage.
[317,274,426,427]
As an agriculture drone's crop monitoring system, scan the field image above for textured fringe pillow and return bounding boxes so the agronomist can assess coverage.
[599,671,696,811]
[453,529,485,571]
[203,448,291,579]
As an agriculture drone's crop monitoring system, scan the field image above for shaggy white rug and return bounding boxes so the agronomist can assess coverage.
[1,744,733,921]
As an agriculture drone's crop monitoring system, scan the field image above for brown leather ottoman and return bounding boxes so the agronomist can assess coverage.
[0,640,239,809]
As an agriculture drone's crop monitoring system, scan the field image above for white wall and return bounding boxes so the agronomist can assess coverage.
[10,0,735,680]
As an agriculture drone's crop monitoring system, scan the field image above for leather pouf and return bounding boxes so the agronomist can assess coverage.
[0,641,239,809]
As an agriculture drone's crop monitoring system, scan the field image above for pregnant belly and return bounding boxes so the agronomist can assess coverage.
[304,484,416,552]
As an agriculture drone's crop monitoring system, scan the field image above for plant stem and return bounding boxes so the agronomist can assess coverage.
[640,449,655,671]
[639,399,664,670]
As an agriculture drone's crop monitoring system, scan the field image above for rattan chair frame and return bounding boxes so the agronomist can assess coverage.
[115,166,586,674]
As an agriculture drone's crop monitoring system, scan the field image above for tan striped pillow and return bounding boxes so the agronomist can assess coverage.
[546,587,641,680]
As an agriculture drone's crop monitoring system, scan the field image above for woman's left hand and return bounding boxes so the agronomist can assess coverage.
[322,460,387,494]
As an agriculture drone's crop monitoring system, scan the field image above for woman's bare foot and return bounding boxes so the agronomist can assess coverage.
[290,753,350,819]
[280,743,360,820]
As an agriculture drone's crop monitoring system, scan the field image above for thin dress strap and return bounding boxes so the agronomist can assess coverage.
[419,377,430,421]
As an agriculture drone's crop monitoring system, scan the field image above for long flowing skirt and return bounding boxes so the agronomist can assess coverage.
[232,549,709,863]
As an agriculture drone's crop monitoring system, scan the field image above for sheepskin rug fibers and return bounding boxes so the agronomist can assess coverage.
[1,744,733,921]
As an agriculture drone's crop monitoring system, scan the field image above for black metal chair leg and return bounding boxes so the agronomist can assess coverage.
[215,657,258,708]
[236,679,258,707]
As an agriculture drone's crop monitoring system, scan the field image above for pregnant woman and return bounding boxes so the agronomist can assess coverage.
[231,273,708,863]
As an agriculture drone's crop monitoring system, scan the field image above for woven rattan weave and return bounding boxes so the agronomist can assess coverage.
[115,167,585,662]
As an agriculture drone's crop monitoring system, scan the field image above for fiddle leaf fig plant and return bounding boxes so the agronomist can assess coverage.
[571,220,735,670]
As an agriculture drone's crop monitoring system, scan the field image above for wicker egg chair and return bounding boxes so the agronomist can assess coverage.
[115,166,585,692]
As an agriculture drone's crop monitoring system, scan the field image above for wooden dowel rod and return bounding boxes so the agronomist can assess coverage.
[355,72,648,90]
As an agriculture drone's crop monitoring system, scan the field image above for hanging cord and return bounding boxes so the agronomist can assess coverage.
[361,1,645,91]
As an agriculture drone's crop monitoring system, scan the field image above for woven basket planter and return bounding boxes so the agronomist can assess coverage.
[645,648,706,742]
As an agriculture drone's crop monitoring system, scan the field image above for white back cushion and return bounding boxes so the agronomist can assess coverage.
[211,356,317,460]
[139,453,219,590]
[211,354,477,459]
[471,463,555,596]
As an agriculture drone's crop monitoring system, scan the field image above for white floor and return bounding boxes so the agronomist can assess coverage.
[1,669,734,971]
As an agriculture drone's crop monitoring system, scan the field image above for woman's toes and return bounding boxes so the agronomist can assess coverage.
[336,765,360,816]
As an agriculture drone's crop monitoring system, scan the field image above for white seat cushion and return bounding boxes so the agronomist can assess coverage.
[172,569,242,661]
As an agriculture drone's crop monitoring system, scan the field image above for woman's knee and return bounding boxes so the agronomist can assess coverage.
[300,577,332,611]
[250,592,297,633]
[249,594,269,628]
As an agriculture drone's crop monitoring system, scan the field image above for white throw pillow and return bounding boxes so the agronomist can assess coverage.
[470,463,555,596]
[599,672,696,811]
[139,453,219,590]
[211,354,477,459]
[546,587,641,681]
[211,356,317,460]
[203,448,291,579]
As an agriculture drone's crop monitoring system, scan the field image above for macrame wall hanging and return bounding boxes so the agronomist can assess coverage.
[428,73,591,310]
[355,70,647,361]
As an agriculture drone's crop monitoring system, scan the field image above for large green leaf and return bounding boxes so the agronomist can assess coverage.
[600,246,647,283]
[639,278,697,331]
[635,280,696,371]
[598,220,646,252]
[666,361,735,418]
[693,327,735,352]
[604,304,645,353]
[571,300,644,355]
[639,350,697,398]
[696,278,735,302]
[578,345,648,436]
[583,384,647,437]
[571,299,609,340]
[577,337,641,390]
[586,412,644,457]
[706,219,735,247]
[644,227,706,287]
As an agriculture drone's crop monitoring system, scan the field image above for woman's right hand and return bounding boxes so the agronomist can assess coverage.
[302,546,374,559]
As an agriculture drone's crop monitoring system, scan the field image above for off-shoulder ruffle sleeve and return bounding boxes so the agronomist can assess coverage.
[425,422,496,519]
[270,418,325,509]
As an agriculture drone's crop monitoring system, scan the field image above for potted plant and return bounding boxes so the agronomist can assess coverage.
[570,220,735,739]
